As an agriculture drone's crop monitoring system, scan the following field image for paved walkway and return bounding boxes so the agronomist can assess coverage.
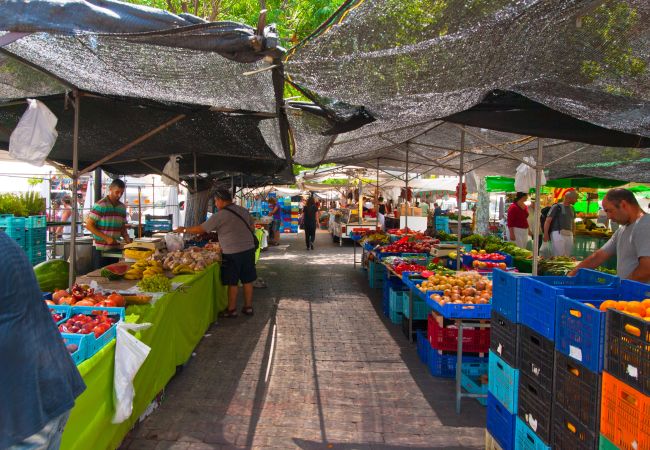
[120,230,485,450]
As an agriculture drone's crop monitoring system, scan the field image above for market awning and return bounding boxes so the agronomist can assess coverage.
[485,176,629,192]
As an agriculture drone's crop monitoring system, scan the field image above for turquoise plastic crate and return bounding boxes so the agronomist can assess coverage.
[402,296,431,320]
[67,306,125,357]
[60,333,88,365]
[461,371,488,406]
[389,288,407,313]
[488,350,519,414]
[389,308,402,324]
[26,215,47,228]
[515,417,551,450]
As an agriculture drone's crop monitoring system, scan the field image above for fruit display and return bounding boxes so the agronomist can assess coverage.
[472,260,507,270]
[51,310,65,323]
[392,262,427,275]
[34,259,70,292]
[378,240,435,254]
[101,262,130,280]
[137,274,172,293]
[123,247,154,260]
[124,259,164,280]
[467,249,507,260]
[122,294,154,305]
[590,299,650,320]
[58,311,117,337]
[360,232,389,246]
[538,256,577,275]
[160,246,221,273]
[416,272,492,306]
[425,263,456,276]
[48,284,125,307]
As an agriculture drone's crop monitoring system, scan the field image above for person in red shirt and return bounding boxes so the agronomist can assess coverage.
[507,192,530,248]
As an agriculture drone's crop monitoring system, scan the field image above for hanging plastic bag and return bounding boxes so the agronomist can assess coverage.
[9,99,58,166]
[161,154,181,186]
[465,170,479,193]
[540,241,553,258]
[515,157,546,193]
[112,322,152,424]
[164,233,184,252]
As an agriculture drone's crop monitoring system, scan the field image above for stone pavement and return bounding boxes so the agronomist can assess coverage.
[120,230,486,450]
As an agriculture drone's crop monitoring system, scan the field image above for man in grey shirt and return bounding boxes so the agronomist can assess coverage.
[543,190,578,257]
[569,189,650,282]
[176,189,257,317]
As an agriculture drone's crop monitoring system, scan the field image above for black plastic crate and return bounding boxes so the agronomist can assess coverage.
[605,308,650,395]
[553,351,601,433]
[490,310,519,368]
[518,372,553,445]
[519,325,554,392]
[401,315,427,341]
[552,403,599,450]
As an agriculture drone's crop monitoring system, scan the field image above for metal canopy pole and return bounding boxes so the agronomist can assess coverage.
[376,159,379,230]
[405,144,409,229]
[68,91,80,289]
[456,127,465,271]
[138,186,142,238]
[532,139,544,276]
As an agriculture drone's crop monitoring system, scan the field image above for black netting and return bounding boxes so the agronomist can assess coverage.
[285,0,650,169]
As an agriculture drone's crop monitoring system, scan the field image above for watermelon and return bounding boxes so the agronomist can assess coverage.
[34,260,70,292]
[101,263,129,280]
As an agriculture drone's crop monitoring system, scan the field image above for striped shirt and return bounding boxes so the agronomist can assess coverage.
[87,196,127,250]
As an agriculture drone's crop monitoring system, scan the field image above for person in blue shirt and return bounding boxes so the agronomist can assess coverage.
[0,232,85,449]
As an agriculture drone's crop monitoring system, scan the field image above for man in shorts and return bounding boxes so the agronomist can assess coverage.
[176,189,257,317]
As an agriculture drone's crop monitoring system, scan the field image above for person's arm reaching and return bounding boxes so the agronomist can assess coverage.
[568,248,614,276]
[120,224,132,244]
[85,216,116,245]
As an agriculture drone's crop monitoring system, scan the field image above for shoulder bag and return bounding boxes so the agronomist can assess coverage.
[223,206,260,250]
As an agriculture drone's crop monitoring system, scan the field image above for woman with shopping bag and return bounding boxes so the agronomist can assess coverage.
[506,192,531,249]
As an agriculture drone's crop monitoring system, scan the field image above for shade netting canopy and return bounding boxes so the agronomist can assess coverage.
[284,0,650,176]
[0,0,291,180]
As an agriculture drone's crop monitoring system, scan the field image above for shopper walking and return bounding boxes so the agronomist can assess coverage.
[303,196,318,250]
[85,178,131,269]
[569,188,650,282]
[507,192,530,248]
[176,189,257,317]
[0,232,86,450]
[267,197,281,246]
[543,190,578,257]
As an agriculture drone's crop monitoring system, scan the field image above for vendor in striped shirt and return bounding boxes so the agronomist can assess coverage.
[85,178,131,268]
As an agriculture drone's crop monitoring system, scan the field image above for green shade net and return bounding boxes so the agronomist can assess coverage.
[545,177,627,189]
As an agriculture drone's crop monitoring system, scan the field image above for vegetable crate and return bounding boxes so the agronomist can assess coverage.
[515,417,551,450]
[487,392,516,450]
[519,269,619,341]
[490,310,519,367]
[599,371,649,450]
[461,252,513,269]
[552,403,598,450]
[61,333,88,365]
[49,305,71,325]
[402,296,430,320]
[428,311,490,353]
[492,269,527,323]
[416,330,429,364]
[461,370,488,406]
[519,325,555,395]
[425,295,492,320]
[554,351,602,433]
[605,308,650,395]
[66,306,125,358]
[489,350,520,414]
[556,280,650,374]
[518,372,554,445]
[427,343,487,378]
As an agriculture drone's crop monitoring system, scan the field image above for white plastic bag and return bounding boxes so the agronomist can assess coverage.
[515,157,546,193]
[161,154,181,186]
[540,241,553,258]
[9,99,58,166]
[164,233,184,252]
[465,170,479,193]
[112,322,152,424]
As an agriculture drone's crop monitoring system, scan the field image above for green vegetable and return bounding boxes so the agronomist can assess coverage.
[137,274,172,292]
[33,260,70,292]
[595,266,616,275]
[426,262,455,276]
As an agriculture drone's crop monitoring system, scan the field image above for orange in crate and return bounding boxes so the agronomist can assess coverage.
[600,371,650,450]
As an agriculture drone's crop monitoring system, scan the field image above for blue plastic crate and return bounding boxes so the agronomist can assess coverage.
[462,252,513,269]
[488,350,520,414]
[26,215,47,228]
[519,269,619,341]
[60,333,88,365]
[402,296,431,320]
[389,308,402,324]
[556,279,650,373]
[389,288,406,313]
[425,295,492,320]
[369,276,385,289]
[435,216,450,234]
[416,330,428,364]
[461,372,488,406]
[492,269,527,323]
[382,294,390,318]
[49,305,70,325]
[368,260,387,280]
[427,343,488,378]
[515,417,551,450]
[487,392,516,450]
[68,306,125,357]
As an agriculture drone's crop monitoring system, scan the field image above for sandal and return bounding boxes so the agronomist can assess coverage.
[241,306,254,316]
[221,308,238,318]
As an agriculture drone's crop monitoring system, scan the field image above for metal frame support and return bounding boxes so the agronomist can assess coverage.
[456,127,465,270]
[532,138,544,276]
[68,91,80,289]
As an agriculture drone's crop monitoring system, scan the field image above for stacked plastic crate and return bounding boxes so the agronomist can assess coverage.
[1,215,47,265]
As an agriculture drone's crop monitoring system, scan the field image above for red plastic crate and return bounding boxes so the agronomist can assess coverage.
[600,371,650,450]
[427,311,490,352]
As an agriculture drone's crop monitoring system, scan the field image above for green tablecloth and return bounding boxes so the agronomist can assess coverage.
[255,228,264,263]
[61,263,228,450]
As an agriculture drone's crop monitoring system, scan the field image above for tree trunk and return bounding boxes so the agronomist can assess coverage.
[184,189,210,228]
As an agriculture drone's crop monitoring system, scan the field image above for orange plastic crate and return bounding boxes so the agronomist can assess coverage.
[600,371,650,450]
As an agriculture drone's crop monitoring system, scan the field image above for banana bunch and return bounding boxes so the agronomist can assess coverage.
[172,264,195,275]
[124,259,163,280]
[124,248,154,260]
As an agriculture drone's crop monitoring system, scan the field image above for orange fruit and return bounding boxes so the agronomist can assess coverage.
[626,302,645,317]
[646,307,650,317]
[614,301,628,311]
[642,299,650,308]
[626,312,642,318]
[599,300,618,311]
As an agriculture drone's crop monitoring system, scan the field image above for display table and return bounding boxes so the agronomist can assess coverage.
[61,263,228,450]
